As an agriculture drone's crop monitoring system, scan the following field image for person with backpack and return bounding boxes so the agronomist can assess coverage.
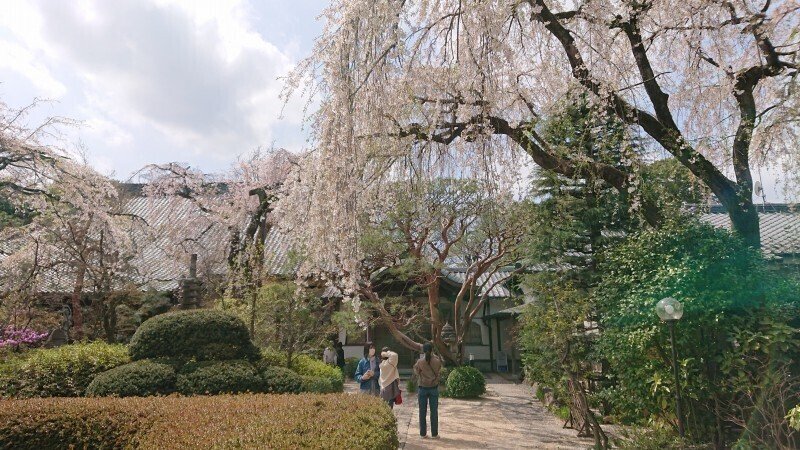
[413,342,442,438]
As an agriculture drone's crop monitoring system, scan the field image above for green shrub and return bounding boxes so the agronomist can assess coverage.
[343,357,359,380]
[300,375,339,393]
[445,366,485,399]
[176,360,264,395]
[439,366,451,385]
[86,359,177,397]
[291,354,344,392]
[406,377,417,394]
[0,342,129,398]
[129,310,259,362]
[595,221,800,443]
[260,347,286,366]
[616,427,693,450]
[0,394,398,449]
[259,366,302,394]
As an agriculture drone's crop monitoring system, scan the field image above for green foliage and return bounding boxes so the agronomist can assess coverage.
[406,377,417,393]
[0,394,399,449]
[788,405,800,431]
[86,359,177,397]
[260,347,286,366]
[299,375,339,393]
[258,366,302,394]
[518,282,592,405]
[222,281,334,365]
[129,309,259,362]
[444,366,486,399]
[616,427,695,450]
[640,158,710,214]
[176,360,265,395]
[291,354,344,393]
[0,342,129,398]
[343,357,359,380]
[595,221,800,442]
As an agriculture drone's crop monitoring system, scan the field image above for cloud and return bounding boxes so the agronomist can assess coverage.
[0,0,310,176]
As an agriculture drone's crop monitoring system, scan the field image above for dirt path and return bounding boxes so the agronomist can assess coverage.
[347,374,597,449]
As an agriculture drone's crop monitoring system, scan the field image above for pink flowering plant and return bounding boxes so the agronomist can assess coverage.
[0,326,49,351]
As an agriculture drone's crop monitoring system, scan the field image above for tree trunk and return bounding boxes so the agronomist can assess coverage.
[70,263,86,340]
[728,202,761,248]
[426,277,459,364]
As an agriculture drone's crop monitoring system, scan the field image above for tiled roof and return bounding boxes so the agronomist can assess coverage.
[442,267,516,298]
[700,212,800,258]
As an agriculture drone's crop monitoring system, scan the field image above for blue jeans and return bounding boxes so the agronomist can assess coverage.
[418,386,439,437]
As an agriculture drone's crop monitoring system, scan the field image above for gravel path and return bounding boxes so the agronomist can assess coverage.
[346,374,597,450]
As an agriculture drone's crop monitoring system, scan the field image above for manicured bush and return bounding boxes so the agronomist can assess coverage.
[0,342,129,398]
[177,359,264,395]
[129,310,259,362]
[300,375,340,394]
[259,366,302,394]
[86,359,177,397]
[343,357,359,380]
[291,354,344,392]
[0,394,398,449]
[445,366,486,399]
[260,347,287,366]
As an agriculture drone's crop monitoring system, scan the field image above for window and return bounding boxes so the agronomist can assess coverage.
[465,322,484,345]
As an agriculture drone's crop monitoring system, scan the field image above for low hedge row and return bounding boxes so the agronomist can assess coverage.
[0,394,398,449]
[0,342,130,398]
[86,358,334,397]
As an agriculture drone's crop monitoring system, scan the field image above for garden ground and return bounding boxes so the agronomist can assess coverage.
[347,374,598,449]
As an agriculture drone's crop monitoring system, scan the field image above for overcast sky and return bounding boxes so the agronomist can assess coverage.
[0,0,326,179]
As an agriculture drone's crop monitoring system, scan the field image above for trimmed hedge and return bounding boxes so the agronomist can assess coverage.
[86,359,177,397]
[177,360,265,395]
[0,342,129,398]
[129,310,259,361]
[300,375,340,394]
[0,394,398,449]
[259,366,302,394]
[291,354,344,393]
[445,366,486,398]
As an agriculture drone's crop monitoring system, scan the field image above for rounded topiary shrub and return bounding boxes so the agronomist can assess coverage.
[129,310,259,361]
[87,359,177,397]
[176,360,264,395]
[445,366,486,398]
[259,366,302,394]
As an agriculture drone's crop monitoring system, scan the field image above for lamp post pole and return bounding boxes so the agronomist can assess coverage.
[668,320,685,438]
[656,297,686,439]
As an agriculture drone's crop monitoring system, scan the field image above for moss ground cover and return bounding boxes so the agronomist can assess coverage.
[0,394,398,449]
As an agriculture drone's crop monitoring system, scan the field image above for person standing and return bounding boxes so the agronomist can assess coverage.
[334,341,345,374]
[323,345,336,366]
[379,347,400,408]
[413,342,442,438]
[355,342,380,395]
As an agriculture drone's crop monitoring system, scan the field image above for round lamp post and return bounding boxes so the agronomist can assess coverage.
[655,297,686,438]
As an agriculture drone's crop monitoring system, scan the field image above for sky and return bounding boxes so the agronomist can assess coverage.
[0,0,327,179]
[0,0,793,202]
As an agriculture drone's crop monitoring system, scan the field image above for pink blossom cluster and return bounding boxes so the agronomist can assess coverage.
[0,326,49,350]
